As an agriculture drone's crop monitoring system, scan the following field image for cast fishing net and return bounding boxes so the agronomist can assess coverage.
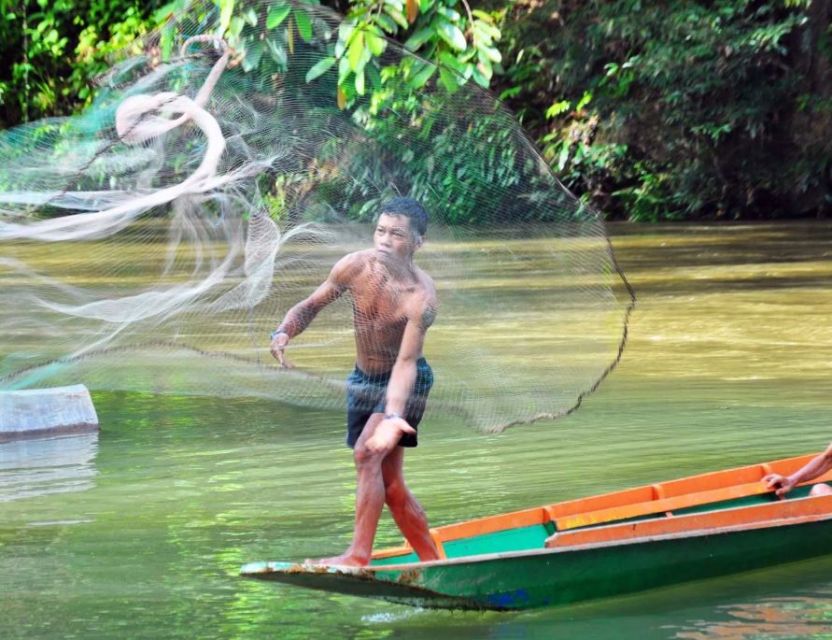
[0,1,634,432]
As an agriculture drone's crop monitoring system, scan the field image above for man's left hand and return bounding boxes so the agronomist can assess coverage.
[366,416,415,454]
[270,332,292,368]
[763,472,797,498]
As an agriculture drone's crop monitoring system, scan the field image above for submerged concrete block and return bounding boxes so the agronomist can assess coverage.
[0,385,99,442]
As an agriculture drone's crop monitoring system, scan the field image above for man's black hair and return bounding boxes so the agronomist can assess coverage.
[378,197,428,237]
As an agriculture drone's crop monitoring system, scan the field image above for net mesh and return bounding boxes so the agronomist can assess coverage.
[0,1,635,432]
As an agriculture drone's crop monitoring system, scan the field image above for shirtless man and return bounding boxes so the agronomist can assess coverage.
[269,197,441,567]
[764,442,832,498]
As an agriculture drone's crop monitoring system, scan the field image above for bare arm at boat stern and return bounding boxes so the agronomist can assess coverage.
[270,254,360,367]
[763,442,832,497]
[365,301,436,454]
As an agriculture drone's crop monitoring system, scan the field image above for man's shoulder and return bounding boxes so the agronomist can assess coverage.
[412,274,438,328]
[337,249,374,266]
[414,267,436,299]
[410,268,437,321]
[331,250,372,283]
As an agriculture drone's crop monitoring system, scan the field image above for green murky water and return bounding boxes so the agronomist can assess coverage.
[2,222,832,639]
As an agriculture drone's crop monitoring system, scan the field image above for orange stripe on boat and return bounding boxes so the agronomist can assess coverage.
[546,454,819,521]
[432,507,549,542]
[555,467,832,532]
[554,481,771,531]
[552,455,832,531]
[547,494,832,548]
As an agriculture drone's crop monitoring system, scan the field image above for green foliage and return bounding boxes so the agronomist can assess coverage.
[190,0,515,225]
[209,0,503,109]
[3,0,830,221]
[0,0,170,127]
[330,0,503,103]
[493,0,832,220]
[342,100,531,225]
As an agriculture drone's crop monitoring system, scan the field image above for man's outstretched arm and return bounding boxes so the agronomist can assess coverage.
[270,254,359,366]
[764,442,832,497]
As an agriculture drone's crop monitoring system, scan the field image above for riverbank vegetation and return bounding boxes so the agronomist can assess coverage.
[1,0,829,221]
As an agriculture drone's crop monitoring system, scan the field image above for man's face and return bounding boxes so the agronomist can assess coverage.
[374,213,420,261]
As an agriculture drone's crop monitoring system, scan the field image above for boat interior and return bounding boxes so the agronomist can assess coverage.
[371,453,832,566]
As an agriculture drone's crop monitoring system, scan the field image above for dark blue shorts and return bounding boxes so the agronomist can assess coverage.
[346,358,433,448]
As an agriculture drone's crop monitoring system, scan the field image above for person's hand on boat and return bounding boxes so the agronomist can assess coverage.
[763,472,797,497]
[366,415,415,454]
[270,331,293,368]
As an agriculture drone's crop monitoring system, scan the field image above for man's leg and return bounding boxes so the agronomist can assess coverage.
[381,447,440,561]
[313,413,389,566]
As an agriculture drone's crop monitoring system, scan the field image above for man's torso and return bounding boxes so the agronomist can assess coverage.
[344,250,433,374]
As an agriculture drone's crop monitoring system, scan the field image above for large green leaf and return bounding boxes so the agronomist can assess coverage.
[338,55,351,83]
[404,27,433,51]
[374,14,396,33]
[218,0,234,35]
[294,9,313,42]
[228,15,245,39]
[347,31,365,71]
[266,4,291,29]
[482,45,501,63]
[436,5,460,21]
[338,21,355,42]
[305,56,336,83]
[408,61,437,88]
[386,8,409,29]
[436,19,466,51]
[471,65,489,88]
[438,66,460,92]
[365,28,386,56]
[354,67,365,95]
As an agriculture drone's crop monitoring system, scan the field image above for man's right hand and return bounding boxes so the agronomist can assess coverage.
[270,332,293,368]
[365,416,416,454]
[763,472,797,498]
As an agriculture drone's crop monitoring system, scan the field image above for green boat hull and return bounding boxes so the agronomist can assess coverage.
[241,511,832,610]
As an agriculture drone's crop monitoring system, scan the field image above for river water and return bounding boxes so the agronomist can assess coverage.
[2,222,831,639]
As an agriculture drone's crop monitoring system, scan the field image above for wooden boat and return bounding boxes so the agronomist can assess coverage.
[240,453,832,610]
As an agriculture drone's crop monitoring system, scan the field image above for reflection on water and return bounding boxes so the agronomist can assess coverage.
[0,431,98,502]
[675,594,832,640]
[671,579,832,640]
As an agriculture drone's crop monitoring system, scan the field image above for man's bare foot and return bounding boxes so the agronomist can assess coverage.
[304,553,369,568]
